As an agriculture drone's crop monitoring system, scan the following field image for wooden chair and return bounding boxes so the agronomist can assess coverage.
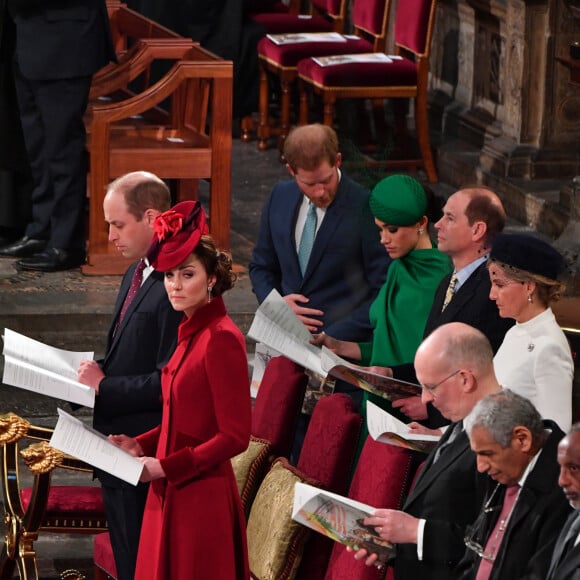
[256,0,390,152]
[240,0,348,142]
[297,0,440,182]
[0,413,107,580]
[85,46,233,274]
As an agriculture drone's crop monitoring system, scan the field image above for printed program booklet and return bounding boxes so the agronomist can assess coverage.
[366,400,440,453]
[292,482,394,564]
[247,289,421,401]
[312,52,401,67]
[1,328,95,408]
[266,31,346,45]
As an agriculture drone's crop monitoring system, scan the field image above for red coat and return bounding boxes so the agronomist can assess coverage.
[135,297,251,580]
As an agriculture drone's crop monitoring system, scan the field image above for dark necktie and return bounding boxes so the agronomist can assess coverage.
[475,484,520,579]
[298,202,317,275]
[117,260,146,328]
[433,421,462,463]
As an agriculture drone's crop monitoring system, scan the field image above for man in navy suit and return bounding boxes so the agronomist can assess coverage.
[78,172,182,580]
[355,323,499,579]
[0,0,116,270]
[250,123,388,342]
[546,426,580,580]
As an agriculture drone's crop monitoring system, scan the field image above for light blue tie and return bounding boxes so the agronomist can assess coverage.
[298,202,317,275]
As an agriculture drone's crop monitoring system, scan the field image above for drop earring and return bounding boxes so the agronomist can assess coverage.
[208,285,213,303]
[527,293,532,303]
[418,228,424,235]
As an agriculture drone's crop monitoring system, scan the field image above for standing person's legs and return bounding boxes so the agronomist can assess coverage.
[101,482,149,580]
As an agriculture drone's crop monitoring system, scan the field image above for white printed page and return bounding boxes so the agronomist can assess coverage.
[50,409,143,486]
[2,329,95,407]
[247,289,324,376]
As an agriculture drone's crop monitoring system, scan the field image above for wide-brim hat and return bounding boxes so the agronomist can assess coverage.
[490,233,565,281]
[147,200,208,271]
[369,174,427,226]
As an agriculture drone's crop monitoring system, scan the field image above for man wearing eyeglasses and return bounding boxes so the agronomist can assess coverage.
[546,426,580,580]
[457,389,569,579]
[354,322,498,579]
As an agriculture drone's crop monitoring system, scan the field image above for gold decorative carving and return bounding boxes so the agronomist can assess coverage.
[0,413,30,444]
[20,441,65,474]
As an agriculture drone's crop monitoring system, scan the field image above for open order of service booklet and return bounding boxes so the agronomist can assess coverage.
[1,328,95,408]
[247,289,421,402]
[50,408,144,486]
[366,400,440,453]
[292,482,394,565]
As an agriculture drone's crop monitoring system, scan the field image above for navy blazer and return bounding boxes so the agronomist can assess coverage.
[249,174,389,342]
[394,425,488,580]
[93,263,182,487]
[457,420,570,580]
[424,263,513,354]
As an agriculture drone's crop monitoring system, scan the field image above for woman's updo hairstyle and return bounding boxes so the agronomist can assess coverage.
[193,235,236,297]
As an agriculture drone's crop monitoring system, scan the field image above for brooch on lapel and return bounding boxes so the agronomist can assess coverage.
[527,343,535,352]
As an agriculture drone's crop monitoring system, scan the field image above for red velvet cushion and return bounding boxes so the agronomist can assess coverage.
[297,393,362,494]
[297,56,418,88]
[252,13,335,34]
[259,35,372,67]
[94,532,118,578]
[351,0,389,36]
[21,485,104,514]
[395,0,434,54]
[323,438,416,580]
[252,356,308,457]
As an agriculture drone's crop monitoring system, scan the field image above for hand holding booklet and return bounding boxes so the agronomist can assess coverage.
[366,401,440,453]
[1,328,95,407]
[292,482,394,565]
[247,289,421,401]
[50,408,144,485]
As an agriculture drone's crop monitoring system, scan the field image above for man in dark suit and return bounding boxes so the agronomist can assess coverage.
[546,425,580,580]
[77,172,182,580]
[0,0,116,271]
[354,322,499,579]
[392,186,513,423]
[457,389,570,579]
[249,123,388,342]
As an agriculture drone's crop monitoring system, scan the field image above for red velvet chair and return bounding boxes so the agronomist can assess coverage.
[240,0,348,141]
[297,0,440,183]
[322,436,419,580]
[94,532,117,580]
[251,355,309,458]
[294,393,363,580]
[256,0,391,152]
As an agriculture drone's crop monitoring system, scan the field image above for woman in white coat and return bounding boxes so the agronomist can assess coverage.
[488,233,574,431]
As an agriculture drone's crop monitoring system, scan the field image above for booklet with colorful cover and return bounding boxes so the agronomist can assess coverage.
[247,289,421,401]
[366,401,440,453]
[292,482,394,565]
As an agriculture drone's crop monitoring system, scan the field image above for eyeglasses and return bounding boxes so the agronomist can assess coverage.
[464,483,502,562]
[420,369,461,394]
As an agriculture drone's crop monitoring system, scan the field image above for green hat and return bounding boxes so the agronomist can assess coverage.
[369,175,427,226]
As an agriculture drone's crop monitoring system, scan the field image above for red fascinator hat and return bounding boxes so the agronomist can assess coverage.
[147,200,208,271]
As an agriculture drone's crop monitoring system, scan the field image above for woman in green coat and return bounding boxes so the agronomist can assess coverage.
[313,174,451,436]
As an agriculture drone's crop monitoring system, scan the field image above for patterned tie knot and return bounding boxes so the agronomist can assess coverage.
[117,259,146,327]
[441,273,458,311]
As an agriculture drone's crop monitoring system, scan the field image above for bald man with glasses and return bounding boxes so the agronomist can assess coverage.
[353,322,501,580]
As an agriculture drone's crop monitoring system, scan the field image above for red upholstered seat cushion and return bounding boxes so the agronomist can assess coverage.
[252,356,308,458]
[297,393,361,494]
[258,35,372,67]
[323,438,417,580]
[297,56,418,88]
[252,13,335,34]
[94,532,118,578]
[21,485,104,514]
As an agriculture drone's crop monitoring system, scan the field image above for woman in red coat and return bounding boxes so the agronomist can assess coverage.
[111,200,251,580]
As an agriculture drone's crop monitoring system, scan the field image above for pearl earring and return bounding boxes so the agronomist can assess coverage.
[418,228,424,235]
[527,293,532,303]
[208,285,213,303]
